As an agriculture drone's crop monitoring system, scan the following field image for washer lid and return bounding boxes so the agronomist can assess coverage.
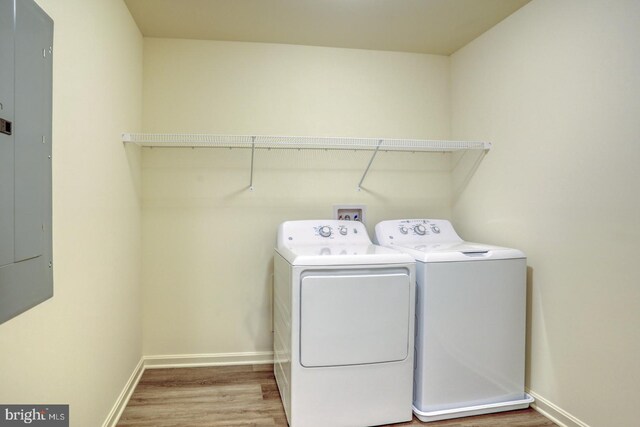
[275,243,413,266]
[374,219,524,262]
[384,241,525,262]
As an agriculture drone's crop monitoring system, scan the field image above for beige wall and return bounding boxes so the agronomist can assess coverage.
[451,1,640,426]
[0,1,143,426]
[143,38,450,138]
[141,39,452,356]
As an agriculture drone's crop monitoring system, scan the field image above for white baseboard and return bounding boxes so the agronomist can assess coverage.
[104,351,274,426]
[143,350,274,369]
[102,357,145,427]
[527,389,590,427]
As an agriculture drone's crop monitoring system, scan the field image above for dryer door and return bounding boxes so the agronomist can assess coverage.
[300,269,411,367]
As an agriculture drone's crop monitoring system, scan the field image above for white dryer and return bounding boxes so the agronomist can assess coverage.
[375,219,533,422]
[273,220,415,427]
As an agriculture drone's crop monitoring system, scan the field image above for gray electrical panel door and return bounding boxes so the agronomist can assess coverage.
[0,0,53,324]
[0,0,15,267]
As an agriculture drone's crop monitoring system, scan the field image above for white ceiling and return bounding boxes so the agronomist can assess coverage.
[125,0,531,55]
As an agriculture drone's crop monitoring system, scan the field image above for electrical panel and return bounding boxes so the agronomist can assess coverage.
[0,0,53,324]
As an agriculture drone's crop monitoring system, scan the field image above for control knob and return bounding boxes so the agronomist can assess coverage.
[399,226,408,234]
[319,226,332,237]
[431,225,441,234]
[339,226,348,235]
[414,224,427,235]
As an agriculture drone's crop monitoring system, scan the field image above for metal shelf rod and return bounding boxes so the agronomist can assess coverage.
[357,140,383,191]
[249,136,256,191]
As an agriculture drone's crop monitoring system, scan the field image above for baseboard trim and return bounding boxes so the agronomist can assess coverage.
[143,351,274,369]
[527,389,590,427]
[105,351,274,426]
[102,357,145,427]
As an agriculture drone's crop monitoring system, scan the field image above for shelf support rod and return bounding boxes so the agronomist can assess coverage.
[249,136,256,191]
[357,140,383,191]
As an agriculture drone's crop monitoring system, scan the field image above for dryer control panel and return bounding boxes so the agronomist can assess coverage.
[278,220,372,246]
[375,219,462,246]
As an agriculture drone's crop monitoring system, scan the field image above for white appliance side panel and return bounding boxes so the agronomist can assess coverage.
[272,253,292,423]
[300,271,411,367]
[415,258,527,412]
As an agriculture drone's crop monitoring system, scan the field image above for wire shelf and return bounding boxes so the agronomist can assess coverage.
[122,133,491,152]
[122,133,491,191]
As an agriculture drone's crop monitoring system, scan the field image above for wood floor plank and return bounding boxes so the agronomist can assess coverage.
[117,365,555,427]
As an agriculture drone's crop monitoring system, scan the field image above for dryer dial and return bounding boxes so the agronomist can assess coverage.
[319,226,332,237]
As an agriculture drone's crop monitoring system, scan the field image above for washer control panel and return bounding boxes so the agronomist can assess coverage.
[278,220,372,246]
[375,219,462,246]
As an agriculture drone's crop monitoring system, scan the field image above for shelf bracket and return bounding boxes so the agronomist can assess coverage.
[357,140,383,191]
[249,136,256,191]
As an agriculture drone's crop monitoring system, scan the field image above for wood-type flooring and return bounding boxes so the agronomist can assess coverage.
[117,364,556,427]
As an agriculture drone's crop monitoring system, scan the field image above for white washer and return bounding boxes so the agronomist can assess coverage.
[274,220,415,427]
[375,219,534,422]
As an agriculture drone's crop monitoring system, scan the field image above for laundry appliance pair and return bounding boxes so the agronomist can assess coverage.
[273,219,531,427]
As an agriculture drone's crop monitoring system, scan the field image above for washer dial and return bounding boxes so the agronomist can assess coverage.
[414,224,427,235]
